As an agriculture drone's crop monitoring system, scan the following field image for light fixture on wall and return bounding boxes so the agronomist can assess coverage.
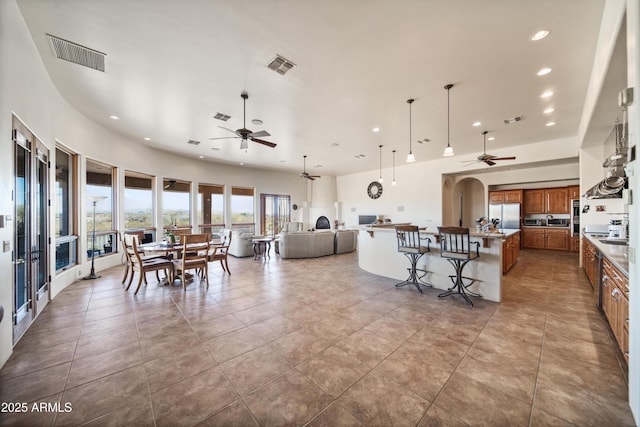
[443,84,455,157]
[378,144,384,183]
[392,149,397,185]
[406,99,416,162]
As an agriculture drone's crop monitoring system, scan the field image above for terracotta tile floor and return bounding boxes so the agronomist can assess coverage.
[0,249,635,426]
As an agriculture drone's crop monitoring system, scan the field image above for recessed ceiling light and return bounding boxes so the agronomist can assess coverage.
[239,162,244,166]
[143,137,151,141]
[543,107,555,114]
[546,121,556,126]
[541,90,554,98]
[211,147,220,151]
[331,143,340,148]
[279,159,286,163]
[472,121,482,127]
[537,67,552,76]
[109,115,119,120]
[314,164,323,168]
[372,127,380,132]
[199,155,204,159]
[531,30,550,41]
[488,136,495,141]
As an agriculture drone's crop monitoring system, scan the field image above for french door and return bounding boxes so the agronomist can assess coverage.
[260,194,290,237]
[13,119,50,342]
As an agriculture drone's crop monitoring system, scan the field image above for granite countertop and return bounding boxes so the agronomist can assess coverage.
[359,226,520,239]
[583,233,629,277]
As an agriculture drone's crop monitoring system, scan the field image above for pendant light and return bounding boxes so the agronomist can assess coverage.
[406,99,416,162]
[392,149,397,185]
[378,144,384,183]
[443,84,455,157]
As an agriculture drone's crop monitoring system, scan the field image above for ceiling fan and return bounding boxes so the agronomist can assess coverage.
[463,131,516,166]
[300,155,321,180]
[164,179,176,189]
[209,92,277,149]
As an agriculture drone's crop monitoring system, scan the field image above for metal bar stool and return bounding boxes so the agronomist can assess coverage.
[394,225,432,293]
[437,226,481,306]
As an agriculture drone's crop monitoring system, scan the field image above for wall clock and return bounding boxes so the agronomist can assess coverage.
[367,181,383,199]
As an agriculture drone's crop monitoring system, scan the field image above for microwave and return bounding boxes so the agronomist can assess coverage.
[524,219,542,226]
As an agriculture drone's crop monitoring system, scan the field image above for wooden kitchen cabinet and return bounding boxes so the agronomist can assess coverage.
[546,187,569,213]
[522,228,545,249]
[568,185,580,199]
[523,187,569,214]
[489,190,522,204]
[601,257,629,362]
[523,190,545,214]
[582,238,599,289]
[523,227,568,250]
[546,228,569,250]
[502,231,520,274]
[570,236,580,252]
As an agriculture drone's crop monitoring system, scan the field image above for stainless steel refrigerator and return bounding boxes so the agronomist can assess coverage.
[489,203,521,230]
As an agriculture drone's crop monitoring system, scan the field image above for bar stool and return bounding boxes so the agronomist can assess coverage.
[394,225,432,293]
[437,226,481,306]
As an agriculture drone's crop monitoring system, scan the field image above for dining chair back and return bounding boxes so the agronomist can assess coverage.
[126,236,174,295]
[208,229,232,274]
[174,233,210,290]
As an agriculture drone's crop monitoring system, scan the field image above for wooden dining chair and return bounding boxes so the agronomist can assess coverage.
[174,233,210,290]
[208,229,232,274]
[125,236,175,295]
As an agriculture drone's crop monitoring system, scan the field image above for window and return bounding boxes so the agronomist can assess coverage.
[260,194,291,237]
[86,159,117,257]
[197,183,224,236]
[231,187,255,231]
[124,171,155,241]
[55,146,77,271]
[162,179,191,228]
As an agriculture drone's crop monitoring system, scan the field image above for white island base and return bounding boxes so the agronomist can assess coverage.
[358,227,520,303]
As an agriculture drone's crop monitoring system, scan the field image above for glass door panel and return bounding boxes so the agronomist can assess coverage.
[13,138,31,339]
[34,145,49,307]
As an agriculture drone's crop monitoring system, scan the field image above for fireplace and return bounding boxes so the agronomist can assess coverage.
[315,216,331,230]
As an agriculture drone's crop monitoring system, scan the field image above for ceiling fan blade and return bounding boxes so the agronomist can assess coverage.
[209,136,239,140]
[463,161,481,167]
[250,137,277,148]
[217,125,241,136]
[249,130,271,138]
[484,160,497,166]
[309,175,321,178]
[491,156,516,161]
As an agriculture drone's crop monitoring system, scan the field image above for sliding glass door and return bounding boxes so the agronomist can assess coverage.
[260,194,291,237]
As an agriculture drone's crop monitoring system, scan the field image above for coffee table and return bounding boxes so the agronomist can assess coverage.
[252,237,273,260]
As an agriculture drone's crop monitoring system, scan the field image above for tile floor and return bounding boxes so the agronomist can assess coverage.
[0,249,635,426]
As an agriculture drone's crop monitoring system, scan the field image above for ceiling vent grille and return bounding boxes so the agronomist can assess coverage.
[266,55,296,75]
[46,34,106,72]
[213,113,231,121]
[503,115,524,125]
[187,139,201,145]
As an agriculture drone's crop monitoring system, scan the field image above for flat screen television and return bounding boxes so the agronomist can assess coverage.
[358,215,377,225]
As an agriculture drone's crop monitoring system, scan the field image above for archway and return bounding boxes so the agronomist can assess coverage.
[452,178,485,228]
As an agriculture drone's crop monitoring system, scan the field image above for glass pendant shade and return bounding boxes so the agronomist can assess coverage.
[443,145,454,157]
[406,152,415,163]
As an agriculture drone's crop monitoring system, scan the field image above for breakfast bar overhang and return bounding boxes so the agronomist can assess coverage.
[358,226,521,303]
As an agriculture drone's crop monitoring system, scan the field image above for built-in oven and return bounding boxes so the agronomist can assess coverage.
[571,199,580,236]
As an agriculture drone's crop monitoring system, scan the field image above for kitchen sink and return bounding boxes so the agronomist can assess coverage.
[599,239,629,246]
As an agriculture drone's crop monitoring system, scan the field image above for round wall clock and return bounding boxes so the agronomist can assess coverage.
[367,181,383,199]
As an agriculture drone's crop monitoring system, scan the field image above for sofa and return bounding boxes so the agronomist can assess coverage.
[278,229,357,259]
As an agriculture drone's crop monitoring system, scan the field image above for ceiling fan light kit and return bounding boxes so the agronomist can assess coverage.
[300,155,321,180]
[443,84,455,157]
[406,99,416,163]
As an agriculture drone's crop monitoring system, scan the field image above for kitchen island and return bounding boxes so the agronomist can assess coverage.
[358,226,520,303]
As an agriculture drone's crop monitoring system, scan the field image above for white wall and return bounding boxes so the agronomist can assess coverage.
[0,0,306,367]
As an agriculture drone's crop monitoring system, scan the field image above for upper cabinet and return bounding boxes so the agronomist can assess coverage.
[568,185,580,199]
[489,190,522,204]
[523,188,570,214]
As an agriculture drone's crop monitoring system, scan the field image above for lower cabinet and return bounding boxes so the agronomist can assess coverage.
[502,231,520,274]
[601,257,629,363]
[582,238,599,289]
[570,236,580,252]
[522,228,569,250]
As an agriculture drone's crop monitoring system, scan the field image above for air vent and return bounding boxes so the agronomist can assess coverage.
[355,154,365,158]
[266,55,296,75]
[46,34,105,72]
[187,140,201,145]
[503,115,524,125]
[213,113,231,121]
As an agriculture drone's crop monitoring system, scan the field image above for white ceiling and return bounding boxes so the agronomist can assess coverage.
[17,0,610,176]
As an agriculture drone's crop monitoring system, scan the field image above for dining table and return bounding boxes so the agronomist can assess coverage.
[138,238,222,286]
